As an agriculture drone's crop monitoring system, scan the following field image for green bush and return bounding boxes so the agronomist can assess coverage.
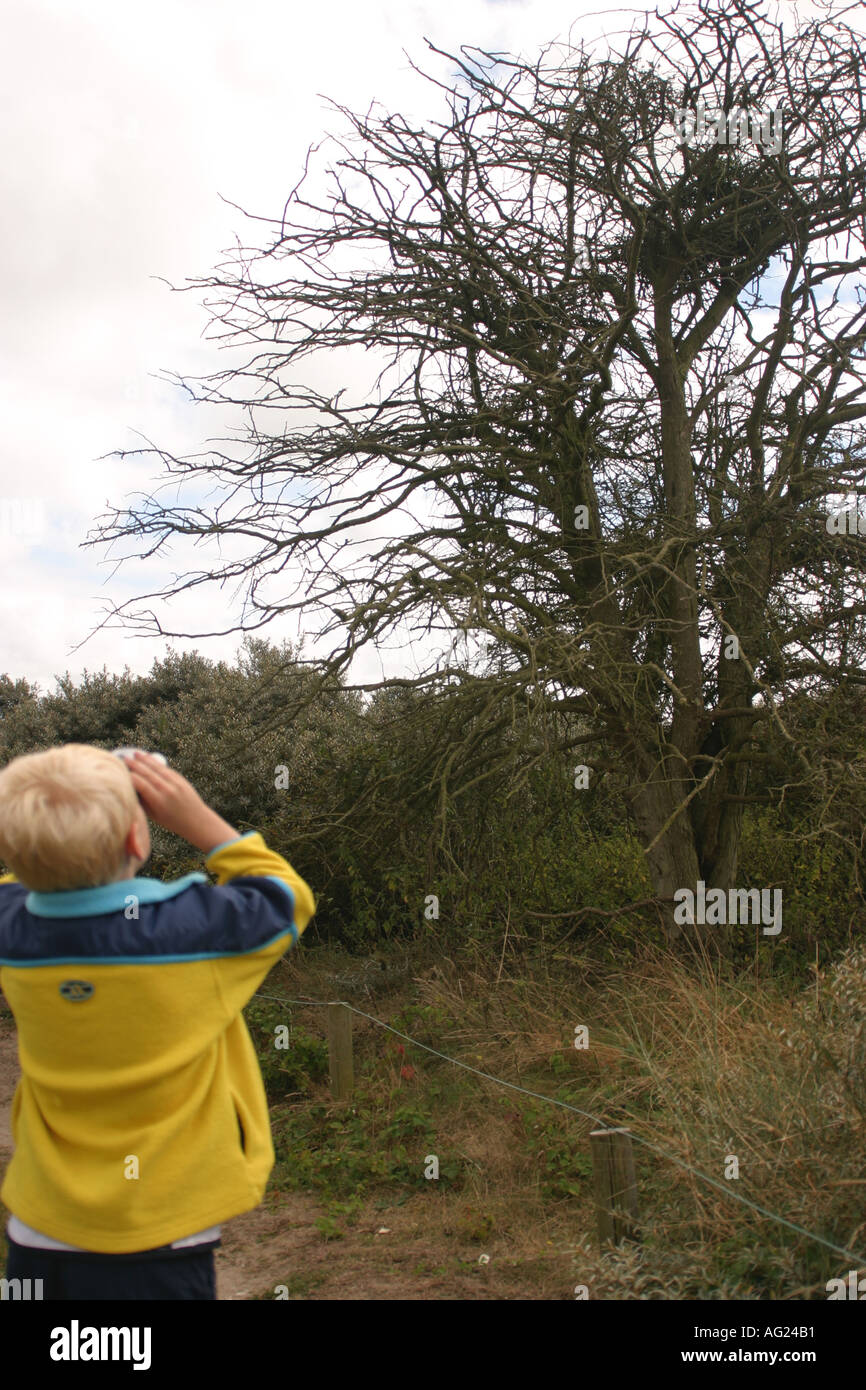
[243,999,329,1102]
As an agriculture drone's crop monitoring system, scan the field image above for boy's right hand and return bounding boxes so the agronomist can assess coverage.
[124,752,240,855]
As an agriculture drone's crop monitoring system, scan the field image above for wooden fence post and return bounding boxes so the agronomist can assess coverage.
[328,1002,354,1099]
[589,1127,640,1245]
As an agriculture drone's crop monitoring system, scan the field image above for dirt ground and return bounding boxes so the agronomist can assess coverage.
[0,1009,568,1299]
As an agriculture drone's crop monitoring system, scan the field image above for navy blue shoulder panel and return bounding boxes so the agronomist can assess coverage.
[0,877,297,965]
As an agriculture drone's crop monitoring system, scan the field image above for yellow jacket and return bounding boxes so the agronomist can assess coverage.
[0,831,314,1253]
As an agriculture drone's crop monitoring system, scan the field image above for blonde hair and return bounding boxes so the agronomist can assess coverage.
[0,744,140,891]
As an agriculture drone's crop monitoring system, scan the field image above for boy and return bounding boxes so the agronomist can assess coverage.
[0,744,315,1300]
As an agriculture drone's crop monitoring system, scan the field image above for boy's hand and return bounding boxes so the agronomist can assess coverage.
[124,752,240,855]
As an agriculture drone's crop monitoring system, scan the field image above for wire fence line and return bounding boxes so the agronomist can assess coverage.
[253,989,866,1268]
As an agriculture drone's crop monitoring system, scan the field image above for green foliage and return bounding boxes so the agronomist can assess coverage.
[313,1214,345,1241]
[270,1083,454,1200]
[739,807,851,964]
[391,1003,455,1039]
[455,1207,495,1243]
[1,636,863,961]
[243,1000,329,1102]
[520,1102,594,1199]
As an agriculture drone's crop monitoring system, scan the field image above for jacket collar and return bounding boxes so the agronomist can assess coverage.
[26,873,209,919]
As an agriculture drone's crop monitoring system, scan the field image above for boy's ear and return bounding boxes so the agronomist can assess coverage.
[124,812,149,865]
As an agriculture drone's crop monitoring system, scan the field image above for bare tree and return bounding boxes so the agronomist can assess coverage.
[90,0,866,944]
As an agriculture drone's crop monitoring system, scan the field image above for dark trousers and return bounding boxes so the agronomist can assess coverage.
[4,1233,218,1300]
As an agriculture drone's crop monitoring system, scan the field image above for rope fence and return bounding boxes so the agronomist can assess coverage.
[253,990,866,1267]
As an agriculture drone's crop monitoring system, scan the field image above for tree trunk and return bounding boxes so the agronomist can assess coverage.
[628,775,730,956]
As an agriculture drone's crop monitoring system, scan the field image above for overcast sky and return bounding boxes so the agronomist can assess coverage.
[0,0,834,694]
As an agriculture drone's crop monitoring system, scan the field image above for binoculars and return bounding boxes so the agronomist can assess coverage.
[113,749,168,766]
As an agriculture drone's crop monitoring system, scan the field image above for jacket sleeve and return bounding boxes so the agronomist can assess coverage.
[0,874,18,1002]
[202,831,316,1017]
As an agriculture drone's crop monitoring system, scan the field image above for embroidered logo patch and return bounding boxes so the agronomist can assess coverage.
[59,980,94,1001]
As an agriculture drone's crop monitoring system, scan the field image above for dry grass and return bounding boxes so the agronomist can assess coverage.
[286,934,866,1298]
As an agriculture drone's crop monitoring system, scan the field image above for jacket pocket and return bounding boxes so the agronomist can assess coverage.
[230,1092,246,1153]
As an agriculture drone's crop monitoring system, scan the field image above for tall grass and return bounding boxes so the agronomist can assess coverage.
[404,937,866,1297]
